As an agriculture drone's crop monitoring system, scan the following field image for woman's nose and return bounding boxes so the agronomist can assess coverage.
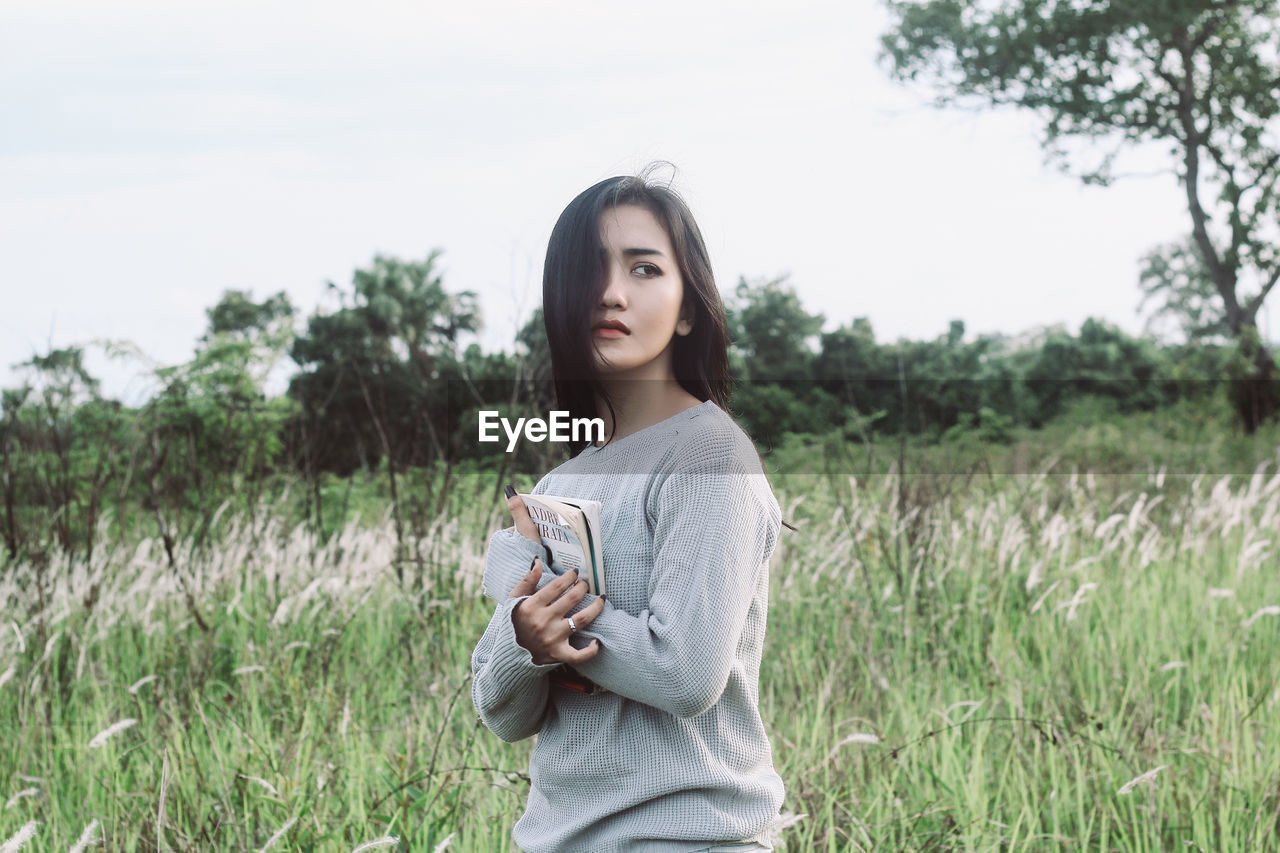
[599,262,627,308]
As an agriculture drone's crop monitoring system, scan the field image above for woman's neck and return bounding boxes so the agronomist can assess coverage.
[592,379,704,447]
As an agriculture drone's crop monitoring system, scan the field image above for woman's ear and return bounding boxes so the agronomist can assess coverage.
[676,303,695,336]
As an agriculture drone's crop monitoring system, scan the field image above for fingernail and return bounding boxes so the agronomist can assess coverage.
[504,484,517,499]
[529,556,539,572]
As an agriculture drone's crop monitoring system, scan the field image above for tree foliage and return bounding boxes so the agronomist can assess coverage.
[728,275,825,381]
[0,249,1254,568]
[725,275,834,445]
[141,290,297,538]
[288,252,478,476]
[1138,236,1227,340]
[1,347,126,560]
[881,0,1280,430]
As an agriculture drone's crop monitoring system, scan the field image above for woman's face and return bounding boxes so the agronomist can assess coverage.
[590,204,692,379]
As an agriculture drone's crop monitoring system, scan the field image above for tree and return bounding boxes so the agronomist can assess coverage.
[288,252,478,578]
[728,275,825,382]
[1138,237,1229,341]
[205,289,294,340]
[289,252,478,475]
[1023,317,1171,423]
[514,306,555,414]
[147,290,296,506]
[4,347,121,559]
[725,275,831,442]
[124,289,298,618]
[881,0,1280,431]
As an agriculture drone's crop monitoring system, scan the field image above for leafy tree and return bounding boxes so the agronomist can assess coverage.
[815,317,1025,438]
[816,317,883,383]
[3,347,124,560]
[881,0,1280,431]
[205,289,294,340]
[814,318,894,439]
[0,387,26,559]
[726,275,829,441]
[137,289,297,564]
[1138,237,1229,341]
[728,275,825,382]
[0,344,139,633]
[1023,317,1171,424]
[289,307,389,476]
[515,306,554,405]
[288,252,478,576]
[289,252,478,475]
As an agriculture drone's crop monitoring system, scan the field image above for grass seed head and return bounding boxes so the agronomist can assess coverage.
[258,816,298,852]
[3,788,39,810]
[842,732,881,744]
[1117,764,1168,795]
[239,774,279,797]
[127,674,160,695]
[1243,605,1280,628]
[0,821,38,853]
[88,718,138,749]
[69,820,101,853]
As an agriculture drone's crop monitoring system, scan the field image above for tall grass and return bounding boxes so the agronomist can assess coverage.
[2,445,1279,850]
[763,455,1280,850]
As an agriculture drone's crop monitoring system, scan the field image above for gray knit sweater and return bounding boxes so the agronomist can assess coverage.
[471,400,785,853]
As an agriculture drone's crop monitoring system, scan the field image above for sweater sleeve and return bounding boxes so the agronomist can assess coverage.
[472,523,567,743]
[481,526,554,602]
[471,594,563,742]
[483,526,594,614]
[569,429,780,718]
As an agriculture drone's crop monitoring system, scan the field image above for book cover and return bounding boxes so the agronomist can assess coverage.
[519,492,608,695]
[519,493,606,597]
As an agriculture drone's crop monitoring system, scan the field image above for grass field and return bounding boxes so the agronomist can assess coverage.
[3,412,1280,851]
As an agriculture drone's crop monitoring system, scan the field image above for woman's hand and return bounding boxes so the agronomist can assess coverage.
[509,558,605,666]
[505,484,544,546]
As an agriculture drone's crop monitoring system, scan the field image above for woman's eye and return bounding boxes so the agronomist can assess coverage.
[633,263,661,277]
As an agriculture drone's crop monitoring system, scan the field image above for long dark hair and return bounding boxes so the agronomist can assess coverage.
[542,166,732,457]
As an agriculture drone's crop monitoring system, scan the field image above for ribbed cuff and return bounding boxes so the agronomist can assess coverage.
[486,597,562,686]
[483,528,556,601]
[506,530,548,566]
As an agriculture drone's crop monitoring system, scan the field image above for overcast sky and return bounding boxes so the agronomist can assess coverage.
[3,0,1266,399]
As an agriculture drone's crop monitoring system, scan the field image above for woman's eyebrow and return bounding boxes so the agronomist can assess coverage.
[620,247,665,258]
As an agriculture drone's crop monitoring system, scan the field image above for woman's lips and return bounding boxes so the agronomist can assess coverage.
[593,328,627,338]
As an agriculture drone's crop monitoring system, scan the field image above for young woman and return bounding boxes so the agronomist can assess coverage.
[471,169,785,852]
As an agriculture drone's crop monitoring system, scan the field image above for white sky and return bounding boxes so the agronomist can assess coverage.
[2,0,1270,399]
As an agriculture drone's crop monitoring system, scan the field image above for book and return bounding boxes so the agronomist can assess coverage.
[519,493,606,597]
[518,492,609,696]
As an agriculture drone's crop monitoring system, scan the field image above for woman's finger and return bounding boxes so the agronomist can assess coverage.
[568,593,606,629]
[504,484,542,545]
[557,638,601,665]
[549,578,590,616]
[507,557,542,599]
[529,568,580,607]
